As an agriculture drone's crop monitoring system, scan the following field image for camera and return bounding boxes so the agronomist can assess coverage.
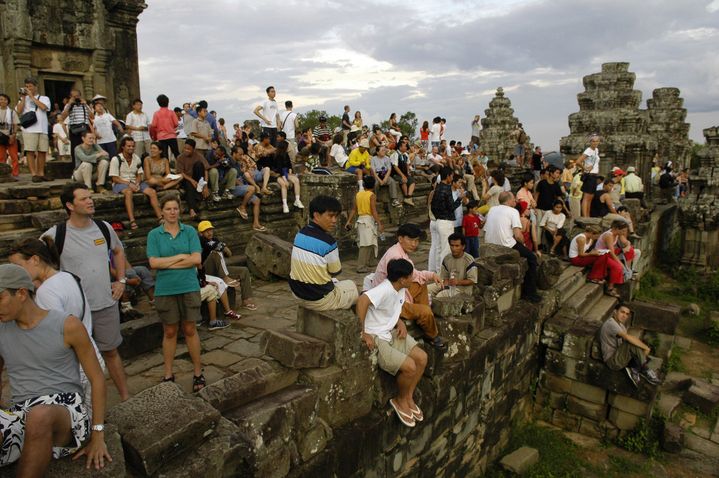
[74,98,82,105]
[18,88,28,95]
[220,158,230,168]
[214,241,226,252]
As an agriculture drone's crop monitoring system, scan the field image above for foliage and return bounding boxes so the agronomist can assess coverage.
[707,317,719,346]
[616,416,664,458]
[297,109,341,133]
[662,346,685,374]
[379,111,418,140]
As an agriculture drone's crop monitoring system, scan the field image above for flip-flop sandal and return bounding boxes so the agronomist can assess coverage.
[389,399,415,427]
[226,279,241,288]
[409,404,424,422]
[253,225,267,232]
[607,289,621,298]
[241,303,258,311]
[130,221,139,230]
[161,375,175,383]
[192,374,206,392]
[589,279,605,285]
[236,207,249,220]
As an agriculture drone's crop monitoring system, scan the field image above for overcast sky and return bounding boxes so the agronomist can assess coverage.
[137,0,719,151]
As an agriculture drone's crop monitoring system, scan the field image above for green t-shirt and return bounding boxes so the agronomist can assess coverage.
[147,223,202,296]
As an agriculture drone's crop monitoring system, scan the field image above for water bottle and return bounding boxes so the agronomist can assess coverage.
[449,270,457,297]
[379,232,386,242]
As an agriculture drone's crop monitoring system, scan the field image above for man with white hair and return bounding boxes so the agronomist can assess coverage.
[623,166,647,208]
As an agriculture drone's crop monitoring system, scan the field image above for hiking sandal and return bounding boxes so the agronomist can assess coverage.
[161,375,175,383]
[192,374,206,392]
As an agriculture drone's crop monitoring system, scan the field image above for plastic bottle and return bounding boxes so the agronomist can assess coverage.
[449,270,457,297]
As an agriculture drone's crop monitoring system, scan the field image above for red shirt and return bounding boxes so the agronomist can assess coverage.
[150,107,179,140]
[462,213,482,237]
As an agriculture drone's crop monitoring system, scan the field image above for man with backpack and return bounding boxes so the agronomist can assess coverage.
[42,182,130,401]
[514,123,528,167]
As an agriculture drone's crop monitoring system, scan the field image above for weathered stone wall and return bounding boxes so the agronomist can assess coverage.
[0,0,145,114]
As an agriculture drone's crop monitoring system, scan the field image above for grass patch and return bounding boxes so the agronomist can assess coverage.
[484,422,590,478]
[662,347,685,374]
[616,416,664,459]
[606,455,648,475]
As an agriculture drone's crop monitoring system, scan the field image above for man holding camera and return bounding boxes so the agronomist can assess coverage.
[59,88,94,165]
[207,144,238,202]
[16,78,51,182]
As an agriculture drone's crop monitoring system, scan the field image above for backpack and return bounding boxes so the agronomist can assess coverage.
[54,219,112,257]
[517,129,527,144]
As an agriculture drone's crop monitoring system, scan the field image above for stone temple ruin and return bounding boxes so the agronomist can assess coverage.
[679,126,719,269]
[478,87,530,162]
[0,0,146,114]
[560,62,691,184]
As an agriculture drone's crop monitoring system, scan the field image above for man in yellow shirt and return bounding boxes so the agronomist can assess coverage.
[345,138,371,190]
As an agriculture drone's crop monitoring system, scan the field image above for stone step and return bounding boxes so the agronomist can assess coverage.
[0,213,32,231]
[562,282,603,317]
[555,266,586,306]
[261,329,331,369]
[585,295,618,324]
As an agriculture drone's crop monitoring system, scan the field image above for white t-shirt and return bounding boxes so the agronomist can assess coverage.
[430,123,441,142]
[176,117,187,139]
[109,154,143,182]
[125,111,151,142]
[363,279,406,342]
[52,123,68,140]
[36,271,93,334]
[484,204,522,248]
[330,143,348,168]
[260,99,279,128]
[539,211,566,233]
[488,177,512,192]
[568,233,593,259]
[280,110,296,138]
[582,147,600,174]
[93,112,117,145]
[427,153,443,165]
[20,95,51,133]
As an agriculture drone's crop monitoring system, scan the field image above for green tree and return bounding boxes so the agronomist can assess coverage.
[379,111,418,141]
[297,109,341,133]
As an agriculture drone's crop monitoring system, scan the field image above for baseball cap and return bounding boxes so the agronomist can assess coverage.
[0,264,35,293]
[626,166,636,173]
[197,221,214,233]
[612,168,625,176]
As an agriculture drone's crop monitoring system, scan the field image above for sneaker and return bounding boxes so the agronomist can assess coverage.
[196,177,207,193]
[282,204,290,214]
[431,336,447,350]
[212,193,221,202]
[208,319,230,331]
[640,368,661,385]
[293,198,305,209]
[403,198,415,206]
[224,310,241,320]
[223,190,234,200]
[391,199,402,207]
[625,367,640,388]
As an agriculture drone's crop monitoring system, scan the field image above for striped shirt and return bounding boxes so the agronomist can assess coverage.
[66,103,91,126]
[289,222,341,301]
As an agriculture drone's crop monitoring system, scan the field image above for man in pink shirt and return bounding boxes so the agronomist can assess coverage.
[150,94,179,160]
[371,223,445,349]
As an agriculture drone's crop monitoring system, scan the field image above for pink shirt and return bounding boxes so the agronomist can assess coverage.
[151,107,179,140]
[516,187,536,209]
[371,243,435,303]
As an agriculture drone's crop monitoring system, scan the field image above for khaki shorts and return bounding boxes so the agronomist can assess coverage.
[22,132,49,152]
[155,291,201,325]
[297,279,358,312]
[91,304,123,352]
[375,329,418,376]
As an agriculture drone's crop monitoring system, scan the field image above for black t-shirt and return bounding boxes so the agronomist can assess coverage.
[532,153,543,171]
[536,180,563,210]
[341,113,351,130]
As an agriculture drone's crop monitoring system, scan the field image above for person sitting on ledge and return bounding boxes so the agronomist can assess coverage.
[599,302,660,387]
[428,233,478,299]
[370,223,446,350]
[357,258,428,428]
[289,195,358,311]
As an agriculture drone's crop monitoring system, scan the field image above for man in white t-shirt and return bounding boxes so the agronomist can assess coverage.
[280,100,298,161]
[429,116,441,147]
[125,99,151,158]
[483,191,541,303]
[357,258,428,428]
[253,86,280,146]
[16,77,51,182]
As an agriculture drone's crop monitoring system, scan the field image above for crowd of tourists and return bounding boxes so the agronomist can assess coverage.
[0,78,670,473]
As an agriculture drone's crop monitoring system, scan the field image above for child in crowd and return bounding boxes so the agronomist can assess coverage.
[461,200,483,258]
[345,175,384,273]
[540,199,569,256]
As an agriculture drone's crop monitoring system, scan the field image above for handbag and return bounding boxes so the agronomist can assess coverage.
[19,97,38,128]
[69,104,88,135]
[0,110,13,145]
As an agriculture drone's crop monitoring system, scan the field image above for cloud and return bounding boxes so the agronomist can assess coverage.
[136,0,719,150]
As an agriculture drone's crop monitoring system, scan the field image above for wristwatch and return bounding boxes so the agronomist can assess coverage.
[92,424,105,432]
[118,277,127,284]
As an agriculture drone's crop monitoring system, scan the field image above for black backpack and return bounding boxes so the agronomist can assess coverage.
[54,219,112,256]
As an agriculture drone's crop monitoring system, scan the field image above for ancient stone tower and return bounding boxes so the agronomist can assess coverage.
[646,87,692,170]
[560,62,657,182]
[0,0,146,115]
[479,87,529,163]
[678,126,719,269]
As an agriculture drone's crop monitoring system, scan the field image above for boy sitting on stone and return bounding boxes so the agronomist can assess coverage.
[599,303,660,387]
[357,259,428,428]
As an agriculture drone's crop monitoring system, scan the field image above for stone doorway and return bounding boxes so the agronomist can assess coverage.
[42,78,77,110]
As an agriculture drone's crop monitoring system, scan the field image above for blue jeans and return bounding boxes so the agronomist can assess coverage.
[466,236,479,259]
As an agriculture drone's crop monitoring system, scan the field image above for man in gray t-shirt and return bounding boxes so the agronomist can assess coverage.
[42,183,130,401]
[371,146,400,206]
[599,303,659,387]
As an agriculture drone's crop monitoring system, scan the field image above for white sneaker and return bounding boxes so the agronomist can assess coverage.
[223,190,234,200]
[293,198,305,209]
[196,178,207,193]
[282,204,290,214]
[212,193,221,202]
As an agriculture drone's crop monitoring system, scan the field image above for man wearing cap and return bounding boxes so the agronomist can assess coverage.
[345,139,371,190]
[610,167,625,205]
[0,264,111,473]
[623,166,646,208]
[43,182,130,402]
[197,221,257,311]
[254,86,279,146]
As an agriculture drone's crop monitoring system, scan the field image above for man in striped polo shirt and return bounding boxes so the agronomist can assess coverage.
[289,195,358,311]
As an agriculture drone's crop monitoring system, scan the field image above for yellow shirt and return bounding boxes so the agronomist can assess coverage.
[570,173,583,198]
[356,190,374,216]
[346,148,370,169]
